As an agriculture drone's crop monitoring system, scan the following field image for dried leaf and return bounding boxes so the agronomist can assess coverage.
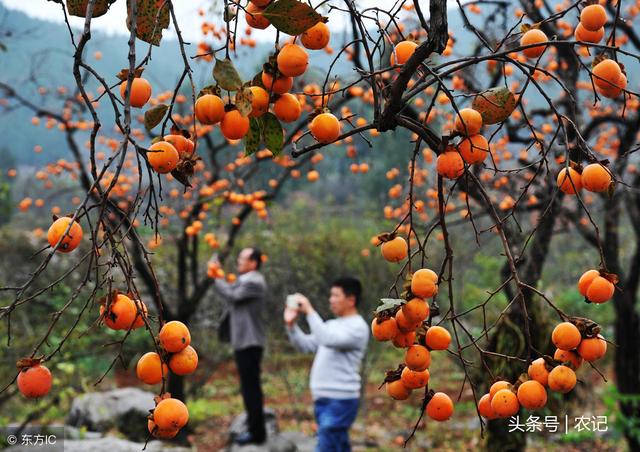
[213,58,243,91]
[472,87,517,125]
[126,0,170,46]
[235,87,254,117]
[144,103,169,130]
[262,0,325,36]
[67,0,114,18]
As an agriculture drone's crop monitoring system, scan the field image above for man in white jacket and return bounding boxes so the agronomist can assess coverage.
[284,277,369,452]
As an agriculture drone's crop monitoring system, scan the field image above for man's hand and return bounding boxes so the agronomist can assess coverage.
[283,307,298,327]
[296,294,314,315]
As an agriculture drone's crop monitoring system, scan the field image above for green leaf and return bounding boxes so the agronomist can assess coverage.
[235,87,254,117]
[67,0,113,18]
[244,118,262,156]
[126,0,170,46]
[262,0,324,36]
[213,58,243,91]
[262,113,283,156]
[144,103,169,130]
[375,298,404,314]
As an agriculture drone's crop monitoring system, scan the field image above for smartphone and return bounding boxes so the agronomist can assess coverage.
[285,294,300,309]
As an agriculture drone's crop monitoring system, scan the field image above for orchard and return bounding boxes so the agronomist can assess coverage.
[1,0,640,450]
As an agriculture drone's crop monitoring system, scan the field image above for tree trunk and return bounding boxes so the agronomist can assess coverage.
[613,290,640,449]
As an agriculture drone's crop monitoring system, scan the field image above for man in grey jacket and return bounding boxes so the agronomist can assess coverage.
[213,247,267,445]
[284,277,369,452]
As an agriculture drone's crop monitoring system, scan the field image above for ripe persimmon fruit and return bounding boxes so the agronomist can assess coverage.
[548,365,577,393]
[277,44,309,77]
[425,326,451,351]
[454,108,483,136]
[402,298,429,324]
[390,41,418,70]
[153,397,189,430]
[437,150,465,179]
[159,321,191,353]
[273,93,302,123]
[592,59,623,89]
[148,419,179,440]
[517,380,547,410]
[581,163,612,193]
[101,293,137,330]
[557,167,582,194]
[249,86,269,117]
[554,348,583,369]
[148,141,179,174]
[310,112,341,144]
[392,330,416,348]
[552,322,582,351]
[520,29,548,59]
[371,317,398,341]
[120,77,152,108]
[395,309,420,333]
[48,217,83,253]
[132,299,148,329]
[458,134,489,165]
[136,352,168,385]
[426,392,454,421]
[405,344,431,371]
[401,366,430,389]
[410,268,438,298]
[478,393,497,419]
[17,364,52,398]
[527,357,549,386]
[195,94,225,125]
[580,4,607,32]
[245,2,270,30]
[301,22,330,50]
[489,380,511,400]
[578,269,615,303]
[220,109,250,140]
[381,236,408,262]
[386,379,411,400]
[163,134,194,159]
[169,345,199,376]
[491,388,520,417]
[261,71,293,94]
[577,335,607,362]
[574,23,604,43]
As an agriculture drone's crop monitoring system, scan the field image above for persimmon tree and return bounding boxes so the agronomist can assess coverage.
[1,0,640,450]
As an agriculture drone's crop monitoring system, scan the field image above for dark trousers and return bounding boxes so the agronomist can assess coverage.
[234,346,266,442]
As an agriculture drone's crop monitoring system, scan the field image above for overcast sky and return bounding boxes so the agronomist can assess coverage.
[1,0,388,42]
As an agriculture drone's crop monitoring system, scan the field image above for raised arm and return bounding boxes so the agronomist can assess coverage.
[286,324,319,353]
[213,277,264,303]
[306,311,368,349]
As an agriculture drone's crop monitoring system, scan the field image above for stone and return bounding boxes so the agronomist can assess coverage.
[5,437,190,452]
[66,387,155,436]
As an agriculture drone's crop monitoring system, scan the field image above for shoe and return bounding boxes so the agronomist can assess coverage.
[233,431,266,445]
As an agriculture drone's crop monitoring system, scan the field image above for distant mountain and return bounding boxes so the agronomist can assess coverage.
[0,3,474,167]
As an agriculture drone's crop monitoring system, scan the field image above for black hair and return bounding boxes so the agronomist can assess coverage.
[331,276,362,306]
[248,247,263,269]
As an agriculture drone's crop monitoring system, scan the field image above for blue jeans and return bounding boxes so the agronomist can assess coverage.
[313,397,360,452]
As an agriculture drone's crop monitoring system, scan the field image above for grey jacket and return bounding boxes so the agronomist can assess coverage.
[214,270,267,350]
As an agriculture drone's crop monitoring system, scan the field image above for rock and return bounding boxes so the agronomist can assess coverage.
[5,437,190,452]
[226,430,316,452]
[228,408,279,440]
[66,387,155,437]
